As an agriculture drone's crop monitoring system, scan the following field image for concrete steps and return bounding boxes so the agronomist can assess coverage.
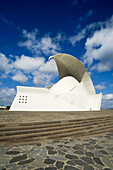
[0,116,113,146]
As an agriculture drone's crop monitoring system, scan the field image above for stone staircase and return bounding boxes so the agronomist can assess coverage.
[0,116,113,146]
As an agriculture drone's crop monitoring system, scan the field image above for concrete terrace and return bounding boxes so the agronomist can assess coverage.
[0,109,113,170]
[0,109,113,124]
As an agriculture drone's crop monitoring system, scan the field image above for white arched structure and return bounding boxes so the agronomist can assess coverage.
[10,53,102,111]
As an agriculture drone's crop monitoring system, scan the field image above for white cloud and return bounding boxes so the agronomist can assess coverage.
[95,83,106,90]
[102,93,113,109]
[82,15,113,72]
[18,30,61,56]
[22,29,38,40]
[12,71,28,83]
[69,30,86,45]
[0,51,59,86]
[32,58,59,87]
[0,53,12,74]
[33,71,54,87]
[69,22,96,45]
[0,87,16,106]
[103,94,113,100]
[13,55,45,72]
[39,59,58,75]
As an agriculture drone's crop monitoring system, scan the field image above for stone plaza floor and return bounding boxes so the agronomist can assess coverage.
[0,109,113,170]
[0,132,113,170]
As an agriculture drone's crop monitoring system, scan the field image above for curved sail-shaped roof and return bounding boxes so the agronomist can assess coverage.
[51,53,95,95]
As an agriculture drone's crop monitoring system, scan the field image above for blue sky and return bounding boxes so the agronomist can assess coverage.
[0,0,113,108]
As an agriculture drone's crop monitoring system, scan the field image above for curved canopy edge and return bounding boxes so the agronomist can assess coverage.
[51,53,95,94]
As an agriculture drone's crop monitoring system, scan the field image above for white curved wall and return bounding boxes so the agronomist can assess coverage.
[50,76,79,94]
[10,76,102,111]
[10,53,102,111]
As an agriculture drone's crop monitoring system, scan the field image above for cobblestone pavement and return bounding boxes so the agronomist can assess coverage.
[0,132,113,170]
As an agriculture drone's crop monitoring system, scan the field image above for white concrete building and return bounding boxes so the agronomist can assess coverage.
[10,53,102,111]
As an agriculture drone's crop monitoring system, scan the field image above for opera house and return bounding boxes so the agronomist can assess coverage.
[10,53,102,111]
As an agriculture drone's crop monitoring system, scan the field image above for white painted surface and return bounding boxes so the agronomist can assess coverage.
[10,54,102,111]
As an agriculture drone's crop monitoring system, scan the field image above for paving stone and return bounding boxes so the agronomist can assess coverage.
[94,145,104,149]
[65,154,79,159]
[46,146,54,150]
[49,155,67,161]
[94,150,104,157]
[30,160,46,167]
[99,150,109,155]
[74,159,88,166]
[40,148,47,157]
[86,145,95,150]
[66,160,76,166]
[36,143,41,146]
[65,142,75,147]
[9,147,21,151]
[22,164,28,170]
[64,165,79,170]
[81,157,94,164]
[10,154,27,163]
[64,142,70,144]
[6,151,20,155]
[107,147,113,151]
[73,146,83,150]
[57,145,63,148]
[65,145,71,148]
[58,150,65,155]
[20,145,32,151]
[101,157,113,169]
[26,165,34,170]
[44,158,55,164]
[83,165,94,170]
[61,149,67,152]
[34,168,44,170]
[85,152,94,157]
[93,157,105,166]
[32,144,40,150]
[69,139,74,142]
[0,166,5,170]
[76,144,84,148]
[89,139,96,143]
[35,155,43,161]
[0,156,9,164]
[76,165,84,169]
[45,167,57,170]
[29,149,40,158]
[74,150,84,155]
[67,150,77,155]
[18,158,35,165]
[6,163,21,170]
[56,161,64,169]
[83,143,90,146]
[48,150,57,155]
